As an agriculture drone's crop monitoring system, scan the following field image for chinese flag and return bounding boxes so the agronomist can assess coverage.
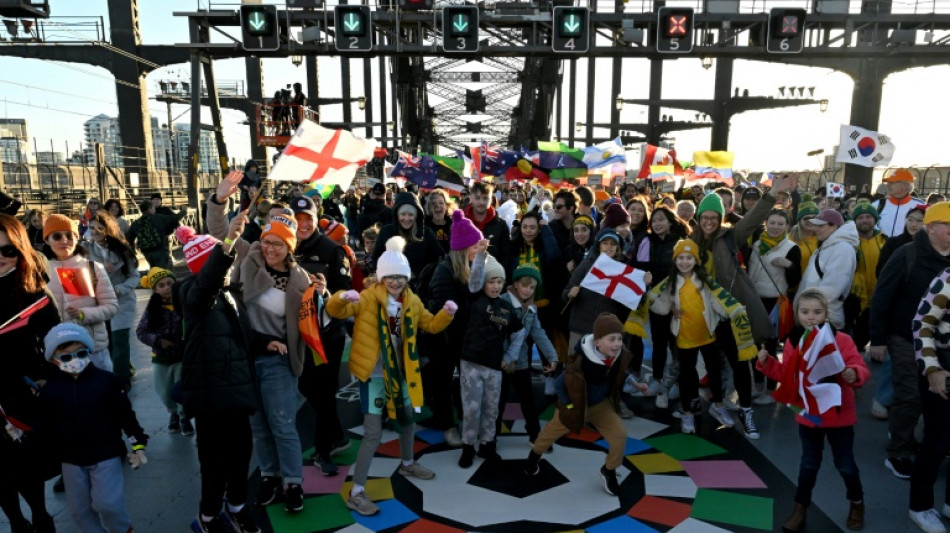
[57,267,94,297]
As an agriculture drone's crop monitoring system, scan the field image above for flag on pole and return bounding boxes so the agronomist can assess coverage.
[56,268,94,297]
[268,120,377,191]
[637,144,682,179]
[583,138,626,169]
[579,254,648,311]
[835,124,895,167]
[0,296,50,336]
[692,151,734,181]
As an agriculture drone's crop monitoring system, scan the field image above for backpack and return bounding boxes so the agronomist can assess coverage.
[411,261,440,308]
[134,215,163,251]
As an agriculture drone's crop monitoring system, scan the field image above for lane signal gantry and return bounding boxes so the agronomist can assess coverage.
[551,7,589,53]
[767,8,806,53]
[656,7,694,53]
[240,4,280,52]
[443,5,479,52]
[334,5,372,52]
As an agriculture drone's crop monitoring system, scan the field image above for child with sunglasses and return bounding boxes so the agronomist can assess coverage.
[33,323,148,533]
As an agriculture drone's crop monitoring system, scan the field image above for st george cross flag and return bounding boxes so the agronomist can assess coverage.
[798,323,846,415]
[692,151,734,181]
[268,120,377,190]
[56,267,95,297]
[637,144,682,179]
[835,124,895,167]
[579,254,647,311]
[583,138,626,169]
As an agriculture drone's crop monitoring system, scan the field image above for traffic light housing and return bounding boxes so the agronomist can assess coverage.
[400,0,433,9]
[442,5,479,53]
[240,4,280,51]
[334,6,372,52]
[551,7,589,53]
[656,7,693,53]
[767,8,806,53]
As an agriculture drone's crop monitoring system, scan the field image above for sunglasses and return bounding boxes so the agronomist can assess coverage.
[50,232,76,242]
[56,349,90,363]
[553,204,567,210]
[0,244,17,258]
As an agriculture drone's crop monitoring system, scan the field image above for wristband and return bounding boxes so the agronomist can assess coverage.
[131,444,146,451]
[78,311,85,322]
[224,237,233,246]
[565,403,574,410]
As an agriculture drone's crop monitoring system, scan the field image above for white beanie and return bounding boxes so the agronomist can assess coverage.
[484,254,506,281]
[376,236,412,279]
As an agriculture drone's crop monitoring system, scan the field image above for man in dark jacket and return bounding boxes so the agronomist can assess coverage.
[175,215,259,533]
[464,182,510,273]
[358,183,392,236]
[127,200,185,270]
[869,206,950,481]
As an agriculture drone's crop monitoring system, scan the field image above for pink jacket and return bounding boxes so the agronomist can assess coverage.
[757,331,869,428]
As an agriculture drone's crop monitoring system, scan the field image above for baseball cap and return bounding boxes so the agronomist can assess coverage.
[290,196,317,219]
[809,209,845,227]
[371,183,386,195]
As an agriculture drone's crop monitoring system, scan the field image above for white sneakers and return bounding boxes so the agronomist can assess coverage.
[680,414,696,434]
[708,403,736,428]
[909,508,946,533]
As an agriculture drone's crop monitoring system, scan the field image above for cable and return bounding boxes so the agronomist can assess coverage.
[0,79,117,105]
[47,61,139,89]
[1,97,105,118]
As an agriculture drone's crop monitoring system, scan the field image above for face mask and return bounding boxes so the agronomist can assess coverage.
[56,349,91,375]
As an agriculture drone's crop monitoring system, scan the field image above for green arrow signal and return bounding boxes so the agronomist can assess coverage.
[453,14,469,32]
[563,13,580,33]
[344,13,361,31]
[249,11,267,31]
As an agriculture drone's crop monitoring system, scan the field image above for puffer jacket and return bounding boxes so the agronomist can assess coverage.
[45,254,118,353]
[83,240,140,330]
[797,222,859,329]
[649,272,729,337]
[327,282,452,395]
[556,335,632,433]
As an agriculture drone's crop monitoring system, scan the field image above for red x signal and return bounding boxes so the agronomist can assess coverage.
[781,15,799,35]
[667,15,688,37]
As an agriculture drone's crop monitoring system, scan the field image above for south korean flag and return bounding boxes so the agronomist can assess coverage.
[835,124,895,168]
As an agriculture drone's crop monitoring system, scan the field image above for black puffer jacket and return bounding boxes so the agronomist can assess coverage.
[295,232,351,294]
[371,192,444,277]
[176,245,257,417]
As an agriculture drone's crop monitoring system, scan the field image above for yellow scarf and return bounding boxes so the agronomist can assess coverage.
[758,232,787,256]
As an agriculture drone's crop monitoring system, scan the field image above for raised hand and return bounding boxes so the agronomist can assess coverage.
[216,170,243,200]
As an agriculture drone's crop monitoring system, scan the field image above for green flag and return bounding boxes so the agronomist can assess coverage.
[537,141,585,161]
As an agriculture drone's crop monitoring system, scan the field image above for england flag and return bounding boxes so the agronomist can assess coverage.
[835,124,895,167]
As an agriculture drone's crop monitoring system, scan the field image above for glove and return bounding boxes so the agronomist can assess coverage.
[4,423,23,442]
[340,290,360,303]
[443,300,458,316]
[127,449,148,469]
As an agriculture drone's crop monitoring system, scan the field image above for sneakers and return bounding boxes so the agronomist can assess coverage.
[314,453,339,477]
[330,438,351,456]
[398,462,435,480]
[194,514,231,533]
[599,465,621,496]
[886,457,913,480]
[871,400,889,420]
[681,414,696,434]
[655,391,669,409]
[528,438,554,454]
[346,490,380,516]
[255,476,283,506]
[181,418,195,436]
[284,483,304,513]
[909,508,947,533]
[524,451,541,476]
[224,506,261,533]
[667,383,680,401]
[168,413,181,434]
[753,392,776,406]
[443,427,463,447]
[942,503,950,520]
[619,402,635,419]
[739,408,760,440]
[708,403,736,428]
[458,444,476,468]
[477,441,501,462]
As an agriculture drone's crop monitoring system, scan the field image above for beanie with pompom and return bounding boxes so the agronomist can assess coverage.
[375,236,412,279]
[176,226,219,274]
[449,210,483,251]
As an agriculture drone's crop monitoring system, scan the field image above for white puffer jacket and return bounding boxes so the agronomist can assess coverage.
[796,222,859,329]
[46,254,118,352]
[748,237,796,298]
[83,240,141,330]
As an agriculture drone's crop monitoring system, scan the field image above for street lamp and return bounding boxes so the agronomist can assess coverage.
[819,99,829,113]
[575,121,584,132]
[291,55,303,67]
[616,96,624,111]
[357,96,366,110]
[701,57,714,70]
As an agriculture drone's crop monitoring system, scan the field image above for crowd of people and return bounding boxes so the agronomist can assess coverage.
[3,164,950,533]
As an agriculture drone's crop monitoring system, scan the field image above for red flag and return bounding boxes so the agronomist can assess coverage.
[0,296,50,335]
[56,267,94,297]
[638,144,682,179]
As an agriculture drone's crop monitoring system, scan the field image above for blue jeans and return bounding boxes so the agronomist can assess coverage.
[795,425,863,506]
[874,355,893,407]
[62,457,130,533]
[250,354,303,485]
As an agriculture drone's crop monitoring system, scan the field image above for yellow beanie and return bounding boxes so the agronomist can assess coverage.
[672,238,700,261]
[142,267,174,290]
[924,202,950,225]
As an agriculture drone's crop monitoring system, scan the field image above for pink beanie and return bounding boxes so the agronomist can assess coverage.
[450,210,483,251]
[175,226,219,274]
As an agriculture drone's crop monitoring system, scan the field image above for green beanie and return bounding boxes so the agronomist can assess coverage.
[796,201,819,221]
[851,199,880,222]
[512,263,542,286]
[696,193,724,219]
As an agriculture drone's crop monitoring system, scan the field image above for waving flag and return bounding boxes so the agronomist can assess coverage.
[269,120,377,190]
[638,144,682,179]
[583,138,626,169]
[505,157,550,184]
[0,296,50,336]
[57,267,94,297]
[835,124,895,167]
[650,165,675,181]
[390,151,422,178]
[798,324,846,415]
[692,151,734,181]
[579,254,648,311]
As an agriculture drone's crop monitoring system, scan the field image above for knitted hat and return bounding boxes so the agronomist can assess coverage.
[44,323,94,361]
[850,199,880,222]
[484,255,506,281]
[596,228,622,246]
[696,194,724,219]
[572,214,595,231]
[883,168,914,183]
[811,209,845,227]
[592,312,623,340]
[602,203,631,229]
[43,214,76,240]
[672,238,700,261]
[924,202,950,225]
[142,267,174,290]
[175,226,219,275]
[318,217,346,244]
[512,263,542,286]
[261,214,298,252]
[594,190,610,202]
[797,200,820,221]
[376,236,412,279]
[450,210,483,251]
